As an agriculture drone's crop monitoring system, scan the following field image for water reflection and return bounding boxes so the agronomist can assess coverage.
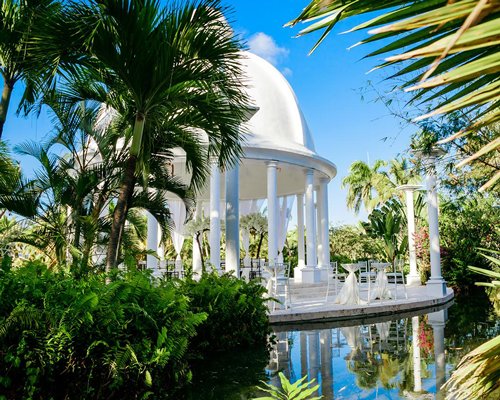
[267,308,451,399]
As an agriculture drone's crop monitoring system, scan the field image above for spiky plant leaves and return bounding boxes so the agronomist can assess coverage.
[289,0,500,191]
[254,372,322,400]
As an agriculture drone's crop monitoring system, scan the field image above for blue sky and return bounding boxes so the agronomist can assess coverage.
[229,0,417,225]
[3,0,418,226]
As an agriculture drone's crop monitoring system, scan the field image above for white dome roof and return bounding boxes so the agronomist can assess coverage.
[240,52,316,156]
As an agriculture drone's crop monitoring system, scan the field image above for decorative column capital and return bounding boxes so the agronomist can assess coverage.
[396,184,423,193]
[304,168,314,177]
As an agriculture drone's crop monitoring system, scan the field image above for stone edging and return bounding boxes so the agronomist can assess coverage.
[269,289,454,326]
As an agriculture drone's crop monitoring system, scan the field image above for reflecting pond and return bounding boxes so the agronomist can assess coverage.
[182,293,499,399]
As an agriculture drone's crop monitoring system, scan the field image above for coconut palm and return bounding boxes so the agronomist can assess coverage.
[342,160,387,214]
[33,0,249,275]
[343,158,421,214]
[289,0,500,191]
[0,0,58,140]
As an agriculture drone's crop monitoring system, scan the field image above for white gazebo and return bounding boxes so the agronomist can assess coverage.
[146,51,337,283]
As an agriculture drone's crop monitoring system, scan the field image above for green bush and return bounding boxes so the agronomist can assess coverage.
[0,260,206,399]
[179,272,270,354]
[0,261,271,399]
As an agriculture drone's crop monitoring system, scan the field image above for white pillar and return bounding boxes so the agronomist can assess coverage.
[316,194,323,268]
[146,211,158,270]
[192,202,203,277]
[425,152,446,297]
[429,310,447,399]
[209,160,221,270]
[399,185,422,286]
[305,170,317,268]
[225,163,240,276]
[300,331,308,378]
[318,178,330,281]
[267,161,279,266]
[297,193,305,269]
[412,316,422,392]
[307,331,320,395]
[320,329,333,399]
[305,169,319,283]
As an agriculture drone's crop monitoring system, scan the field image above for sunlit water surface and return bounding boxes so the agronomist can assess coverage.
[182,293,499,399]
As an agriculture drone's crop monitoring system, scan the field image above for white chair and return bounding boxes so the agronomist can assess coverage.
[325,261,346,301]
[358,261,376,285]
[271,262,291,311]
[387,259,408,300]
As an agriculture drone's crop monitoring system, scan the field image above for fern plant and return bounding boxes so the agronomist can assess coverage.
[254,372,322,400]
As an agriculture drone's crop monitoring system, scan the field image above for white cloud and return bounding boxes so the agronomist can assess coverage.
[248,32,289,66]
[281,67,293,77]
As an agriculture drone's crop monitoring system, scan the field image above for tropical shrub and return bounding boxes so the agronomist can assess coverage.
[0,260,206,399]
[179,272,270,354]
[439,195,500,289]
[443,251,500,400]
[362,199,408,265]
[329,225,383,263]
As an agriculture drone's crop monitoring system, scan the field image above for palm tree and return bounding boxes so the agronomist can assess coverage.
[289,0,500,191]
[343,158,421,214]
[34,0,249,275]
[0,0,57,140]
[342,160,387,213]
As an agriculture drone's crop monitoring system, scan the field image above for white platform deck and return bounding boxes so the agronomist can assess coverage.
[268,279,454,325]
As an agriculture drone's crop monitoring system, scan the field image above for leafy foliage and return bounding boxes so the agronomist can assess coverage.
[342,158,420,214]
[443,250,500,400]
[362,198,409,265]
[329,225,383,263]
[179,272,270,354]
[0,260,206,399]
[254,372,322,400]
[439,194,500,289]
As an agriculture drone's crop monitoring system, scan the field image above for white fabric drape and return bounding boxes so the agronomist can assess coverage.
[168,199,187,269]
[277,196,294,263]
[335,264,366,305]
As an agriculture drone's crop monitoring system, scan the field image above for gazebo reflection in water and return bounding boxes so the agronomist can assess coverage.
[266,309,448,399]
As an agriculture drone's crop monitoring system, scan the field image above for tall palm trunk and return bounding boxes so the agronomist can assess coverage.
[0,79,14,140]
[106,155,137,274]
[106,115,144,276]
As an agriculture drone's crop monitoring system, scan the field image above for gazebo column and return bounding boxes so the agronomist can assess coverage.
[320,329,333,399]
[425,150,446,297]
[146,211,158,270]
[429,310,447,399]
[298,168,320,283]
[209,160,221,271]
[192,202,203,278]
[412,316,422,393]
[225,163,240,276]
[296,193,305,269]
[267,161,278,265]
[398,185,422,286]
[317,178,330,281]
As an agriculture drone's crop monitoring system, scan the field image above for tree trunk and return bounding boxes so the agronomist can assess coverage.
[256,233,264,259]
[196,232,205,275]
[106,155,137,277]
[0,80,14,141]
